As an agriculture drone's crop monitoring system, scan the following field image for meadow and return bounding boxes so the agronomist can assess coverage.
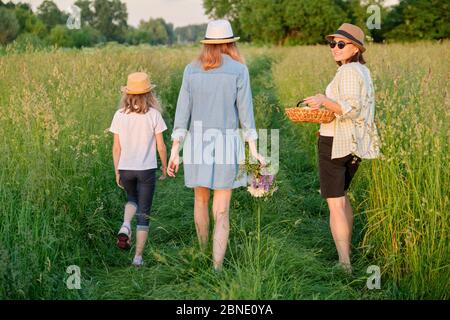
[0,41,448,299]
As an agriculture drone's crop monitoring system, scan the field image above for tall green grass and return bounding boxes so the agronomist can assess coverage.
[0,45,195,298]
[0,43,447,299]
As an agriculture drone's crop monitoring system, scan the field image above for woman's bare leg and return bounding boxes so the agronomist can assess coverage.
[194,187,210,251]
[327,196,353,270]
[344,194,354,256]
[212,189,232,271]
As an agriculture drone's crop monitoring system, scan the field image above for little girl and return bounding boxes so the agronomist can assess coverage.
[109,72,167,266]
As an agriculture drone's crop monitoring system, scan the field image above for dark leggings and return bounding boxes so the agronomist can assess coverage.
[119,169,156,231]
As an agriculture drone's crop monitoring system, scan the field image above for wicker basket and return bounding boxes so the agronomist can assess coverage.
[285,100,335,124]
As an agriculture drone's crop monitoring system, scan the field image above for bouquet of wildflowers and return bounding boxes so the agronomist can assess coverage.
[238,146,278,199]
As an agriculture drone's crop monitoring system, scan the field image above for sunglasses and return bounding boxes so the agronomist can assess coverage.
[328,40,352,49]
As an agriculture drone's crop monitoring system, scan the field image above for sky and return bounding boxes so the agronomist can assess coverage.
[11,0,210,27]
[11,0,400,28]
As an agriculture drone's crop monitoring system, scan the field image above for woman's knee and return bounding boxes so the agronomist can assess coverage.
[195,187,210,204]
[327,196,346,212]
[213,205,229,221]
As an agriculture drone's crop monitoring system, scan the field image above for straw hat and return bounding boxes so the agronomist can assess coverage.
[121,72,155,95]
[326,23,366,53]
[200,20,240,44]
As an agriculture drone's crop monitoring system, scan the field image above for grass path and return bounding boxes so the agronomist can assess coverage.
[82,53,391,299]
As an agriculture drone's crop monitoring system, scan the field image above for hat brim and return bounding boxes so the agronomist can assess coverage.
[326,34,366,52]
[121,85,156,95]
[200,37,240,44]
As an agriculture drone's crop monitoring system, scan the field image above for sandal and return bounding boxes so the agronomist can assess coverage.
[117,224,131,250]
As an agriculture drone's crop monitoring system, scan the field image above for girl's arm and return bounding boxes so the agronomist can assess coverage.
[112,134,123,188]
[155,132,167,180]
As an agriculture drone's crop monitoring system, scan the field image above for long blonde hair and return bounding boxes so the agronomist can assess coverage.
[119,91,162,114]
[198,43,244,71]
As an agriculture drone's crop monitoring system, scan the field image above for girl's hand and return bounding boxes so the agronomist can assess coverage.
[159,166,167,180]
[304,94,327,110]
[167,152,180,177]
[115,172,124,189]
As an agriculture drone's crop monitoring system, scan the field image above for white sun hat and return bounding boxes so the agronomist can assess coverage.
[200,19,240,44]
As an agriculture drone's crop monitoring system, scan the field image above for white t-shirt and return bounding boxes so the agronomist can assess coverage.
[109,107,167,170]
[319,83,336,137]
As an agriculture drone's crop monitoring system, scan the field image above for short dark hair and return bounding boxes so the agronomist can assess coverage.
[337,51,366,66]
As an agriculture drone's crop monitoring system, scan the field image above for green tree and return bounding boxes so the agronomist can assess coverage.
[37,0,68,30]
[14,4,46,38]
[204,0,349,44]
[92,0,128,42]
[9,32,46,51]
[47,24,74,47]
[74,0,95,26]
[127,18,173,45]
[283,0,345,45]
[125,26,148,45]
[71,26,103,47]
[175,24,207,43]
[384,0,450,40]
[74,0,128,42]
[0,7,20,44]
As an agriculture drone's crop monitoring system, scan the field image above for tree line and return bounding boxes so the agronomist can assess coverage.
[0,0,207,48]
[1,0,448,49]
[204,0,450,44]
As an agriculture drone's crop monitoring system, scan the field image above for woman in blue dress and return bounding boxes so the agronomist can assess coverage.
[167,20,265,271]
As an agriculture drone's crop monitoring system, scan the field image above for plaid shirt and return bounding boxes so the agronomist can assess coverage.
[327,62,381,159]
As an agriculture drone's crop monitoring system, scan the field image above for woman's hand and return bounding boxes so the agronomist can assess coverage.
[167,152,180,177]
[247,139,267,167]
[159,166,167,180]
[115,172,124,189]
[304,94,327,110]
[251,151,267,167]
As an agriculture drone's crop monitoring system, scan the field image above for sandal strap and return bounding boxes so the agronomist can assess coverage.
[119,224,131,236]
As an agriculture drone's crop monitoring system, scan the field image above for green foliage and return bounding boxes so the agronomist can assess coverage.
[8,32,46,52]
[174,24,207,44]
[283,0,345,45]
[0,7,19,45]
[204,0,450,44]
[14,4,47,38]
[74,0,128,42]
[125,18,174,45]
[47,24,104,48]
[37,0,68,30]
[47,24,74,47]
[204,0,351,45]
[71,26,104,48]
[384,0,450,41]
[74,0,96,26]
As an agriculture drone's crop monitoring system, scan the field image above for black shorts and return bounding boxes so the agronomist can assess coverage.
[318,135,361,199]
